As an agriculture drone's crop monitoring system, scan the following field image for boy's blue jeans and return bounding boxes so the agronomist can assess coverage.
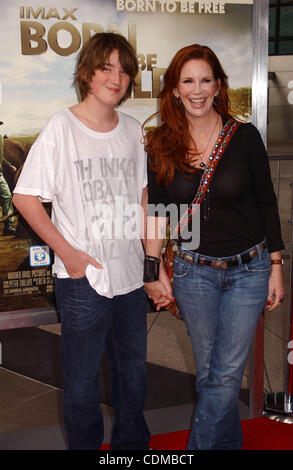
[55,278,150,450]
[173,243,270,450]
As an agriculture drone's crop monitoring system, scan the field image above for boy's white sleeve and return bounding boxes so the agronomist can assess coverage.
[13,131,61,202]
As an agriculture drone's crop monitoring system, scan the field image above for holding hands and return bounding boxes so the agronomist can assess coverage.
[144,263,173,311]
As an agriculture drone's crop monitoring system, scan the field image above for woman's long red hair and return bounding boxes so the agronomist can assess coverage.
[144,44,234,185]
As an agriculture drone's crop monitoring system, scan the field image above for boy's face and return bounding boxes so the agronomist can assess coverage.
[87,49,131,107]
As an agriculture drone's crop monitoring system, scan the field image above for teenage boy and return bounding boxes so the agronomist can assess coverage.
[13,33,150,451]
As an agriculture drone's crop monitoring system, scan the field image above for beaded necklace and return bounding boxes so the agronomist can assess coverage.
[197,114,221,168]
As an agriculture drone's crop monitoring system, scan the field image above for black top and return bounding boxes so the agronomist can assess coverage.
[147,122,284,256]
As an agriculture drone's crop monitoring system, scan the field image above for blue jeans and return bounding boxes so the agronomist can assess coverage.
[55,278,150,450]
[173,243,270,450]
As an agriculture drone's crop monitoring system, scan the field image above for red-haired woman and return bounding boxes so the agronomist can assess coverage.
[143,44,284,450]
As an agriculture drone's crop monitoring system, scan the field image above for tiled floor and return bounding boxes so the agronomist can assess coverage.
[0,318,249,450]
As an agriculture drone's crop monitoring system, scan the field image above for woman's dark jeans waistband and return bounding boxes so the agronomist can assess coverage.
[174,240,267,270]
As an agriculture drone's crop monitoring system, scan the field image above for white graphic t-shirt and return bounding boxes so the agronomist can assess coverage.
[14,109,147,298]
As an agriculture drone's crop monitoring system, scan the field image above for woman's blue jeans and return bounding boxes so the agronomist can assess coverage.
[173,243,270,450]
[55,278,150,450]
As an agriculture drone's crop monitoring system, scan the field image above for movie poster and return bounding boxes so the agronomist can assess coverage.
[0,0,254,313]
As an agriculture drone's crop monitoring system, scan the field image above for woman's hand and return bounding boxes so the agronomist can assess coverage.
[266,267,285,311]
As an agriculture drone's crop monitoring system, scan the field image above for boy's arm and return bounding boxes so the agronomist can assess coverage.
[12,194,102,278]
[144,215,173,310]
[141,186,148,248]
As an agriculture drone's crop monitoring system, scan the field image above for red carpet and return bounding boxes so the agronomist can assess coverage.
[241,417,293,450]
[100,417,293,450]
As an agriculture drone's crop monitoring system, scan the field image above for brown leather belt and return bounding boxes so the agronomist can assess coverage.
[173,240,267,270]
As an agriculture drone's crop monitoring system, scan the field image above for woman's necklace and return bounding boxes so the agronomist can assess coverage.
[198,114,220,168]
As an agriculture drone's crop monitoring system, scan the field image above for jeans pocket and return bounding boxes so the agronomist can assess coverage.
[244,251,270,273]
[173,258,191,278]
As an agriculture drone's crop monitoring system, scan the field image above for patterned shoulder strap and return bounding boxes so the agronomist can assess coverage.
[173,119,241,238]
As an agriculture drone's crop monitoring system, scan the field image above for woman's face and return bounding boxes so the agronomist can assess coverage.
[173,58,220,121]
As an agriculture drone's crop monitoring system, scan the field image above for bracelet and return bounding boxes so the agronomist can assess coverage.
[145,255,161,264]
[143,255,161,283]
[270,259,284,265]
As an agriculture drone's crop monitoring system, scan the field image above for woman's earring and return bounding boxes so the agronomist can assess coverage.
[173,95,182,107]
